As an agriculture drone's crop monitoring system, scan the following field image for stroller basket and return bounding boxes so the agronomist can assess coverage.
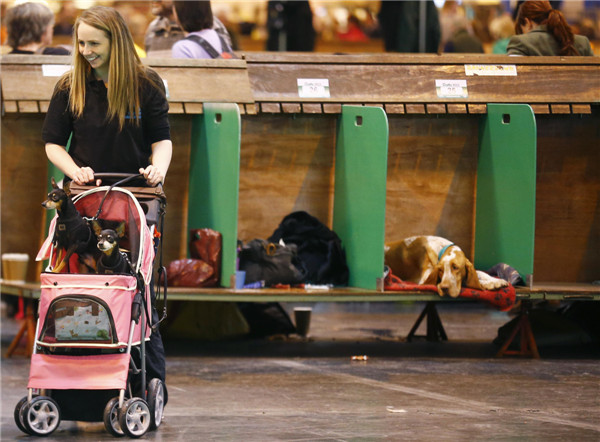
[36,273,143,348]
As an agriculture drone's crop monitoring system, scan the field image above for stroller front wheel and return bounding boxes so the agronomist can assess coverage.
[103,397,125,437]
[118,398,151,438]
[21,396,61,436]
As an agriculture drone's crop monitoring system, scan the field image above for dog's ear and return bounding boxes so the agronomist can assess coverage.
[91,220,102,237]
[51,177,58,189]
[464,260,484,290]
[116,222,126,238]
[422,264,440,286]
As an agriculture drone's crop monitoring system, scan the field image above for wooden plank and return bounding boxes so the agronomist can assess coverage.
[468,104,487,114]
[167,102,184,113]
[39,101,50,113]
[183,102,203,114]
[323,103,342,113]
[281,103,302,113]
[384,104,405,114]
[4,101,18,113]
[531,104,550,114]
[550,104,571,114]
[405,104,426,114]
[302,103,322,113]
[18,101,39,113]
[260,102,281,113]
[571,104,591,114]
[426,103,446,114]
[447,103,467,114]
[244,104,257,115]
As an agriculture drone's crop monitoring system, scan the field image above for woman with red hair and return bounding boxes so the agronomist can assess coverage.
[507,0,593,56]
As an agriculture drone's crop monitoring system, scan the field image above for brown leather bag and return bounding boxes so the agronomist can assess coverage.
[165,228,222,287]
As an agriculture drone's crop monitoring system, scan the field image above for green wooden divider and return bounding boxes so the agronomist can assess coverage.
[188,103,241,287]
[333,105,389,290]
[475,103,536,284]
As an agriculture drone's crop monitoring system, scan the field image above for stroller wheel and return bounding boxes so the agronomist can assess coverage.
[103,397,124,437]
[147,378,165,430]
[21,396,61,436]
[118,398,150,438]
[14,395,36,435]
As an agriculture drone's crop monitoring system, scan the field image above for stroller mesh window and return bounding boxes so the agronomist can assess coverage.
[40,297,116,344]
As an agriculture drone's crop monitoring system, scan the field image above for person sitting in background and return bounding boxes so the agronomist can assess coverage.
[489,13,515,54]
[145,0,233,57]
[5,2,70,55]
[171,0,231,59]
[443,15,484,53]
[507,0,593,56]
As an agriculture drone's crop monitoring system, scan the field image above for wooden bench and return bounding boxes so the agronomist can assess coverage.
[2,53,598,358]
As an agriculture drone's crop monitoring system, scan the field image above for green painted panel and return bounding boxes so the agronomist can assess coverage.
[188,103,241,287]
[475,104,536,282]
[333,105,388,289]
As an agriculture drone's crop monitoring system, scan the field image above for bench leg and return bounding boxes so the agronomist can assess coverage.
[407,302,448,342]
[496,301,540,359]
[5,300,35,358]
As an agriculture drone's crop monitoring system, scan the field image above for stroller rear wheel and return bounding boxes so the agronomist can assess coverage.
[103,397,124,437]
[14,395,37,435]
[118,398,150,438]
[148,378,165,430]
[21,396,61,436]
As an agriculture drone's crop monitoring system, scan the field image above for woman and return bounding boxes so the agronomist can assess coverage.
[43,6,172,187]
[507,0,593,56]
[6,2,70,55]
[171,0,227,59]
[42,5,170,394]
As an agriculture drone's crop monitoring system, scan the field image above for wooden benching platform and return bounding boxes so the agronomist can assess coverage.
[2,53,599,357]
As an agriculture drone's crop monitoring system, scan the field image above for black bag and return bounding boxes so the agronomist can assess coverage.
[184,34,238,59]
[268,211,349,286]
[238,239,304,287]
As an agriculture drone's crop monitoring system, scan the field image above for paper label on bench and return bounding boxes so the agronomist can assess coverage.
[42,65,71,77]
[465,64,517,76]
[298,79,330,98]
[435,80,468,98]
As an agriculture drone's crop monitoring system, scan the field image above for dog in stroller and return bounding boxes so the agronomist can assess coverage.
[15,175,168,438]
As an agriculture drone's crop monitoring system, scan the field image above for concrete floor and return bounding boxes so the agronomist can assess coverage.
[2,302,600,441]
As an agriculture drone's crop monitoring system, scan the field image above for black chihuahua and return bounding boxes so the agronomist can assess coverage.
[92,220,131,275]
[42,178,95,273]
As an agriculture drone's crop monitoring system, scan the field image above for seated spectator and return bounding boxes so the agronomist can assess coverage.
[444,16,484,53]
[146,0,233,57]
[6,2,70,55]
[507,0,593,56]
[489,14,515,54]
[172,0,226,59]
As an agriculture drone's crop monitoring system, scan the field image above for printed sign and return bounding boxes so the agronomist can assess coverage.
[42,65,71,77]
[298,78,330,98]
[465,64,517,76]
[435,80,468,98]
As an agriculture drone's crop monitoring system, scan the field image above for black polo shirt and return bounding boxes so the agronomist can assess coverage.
[42,69,170,182]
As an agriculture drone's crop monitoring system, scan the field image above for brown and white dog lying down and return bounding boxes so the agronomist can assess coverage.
[384,236,508,298]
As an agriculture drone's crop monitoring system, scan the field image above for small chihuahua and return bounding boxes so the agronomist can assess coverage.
[42,178,95,273]
[92,221,131,275]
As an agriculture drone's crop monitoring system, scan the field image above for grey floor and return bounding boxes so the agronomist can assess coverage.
[2,302,599,441]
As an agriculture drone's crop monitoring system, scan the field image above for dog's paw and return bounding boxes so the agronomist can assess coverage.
[481,276,509,290]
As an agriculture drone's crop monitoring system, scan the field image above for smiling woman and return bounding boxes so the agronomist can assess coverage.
[43,5,172,188]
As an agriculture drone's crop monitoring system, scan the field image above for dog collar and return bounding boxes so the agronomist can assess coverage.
[438,243,454,261]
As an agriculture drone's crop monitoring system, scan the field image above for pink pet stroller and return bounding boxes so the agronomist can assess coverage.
[14,174,168,438]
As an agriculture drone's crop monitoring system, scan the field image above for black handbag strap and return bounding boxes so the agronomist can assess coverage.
[185,34,228,59]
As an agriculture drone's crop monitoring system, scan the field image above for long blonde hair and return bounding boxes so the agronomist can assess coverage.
[60,6,151,129]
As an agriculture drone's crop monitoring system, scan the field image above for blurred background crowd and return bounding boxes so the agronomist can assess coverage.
[1,0,599,55]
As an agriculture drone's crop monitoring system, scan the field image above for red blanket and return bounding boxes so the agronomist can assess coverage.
[384,271,516,311]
